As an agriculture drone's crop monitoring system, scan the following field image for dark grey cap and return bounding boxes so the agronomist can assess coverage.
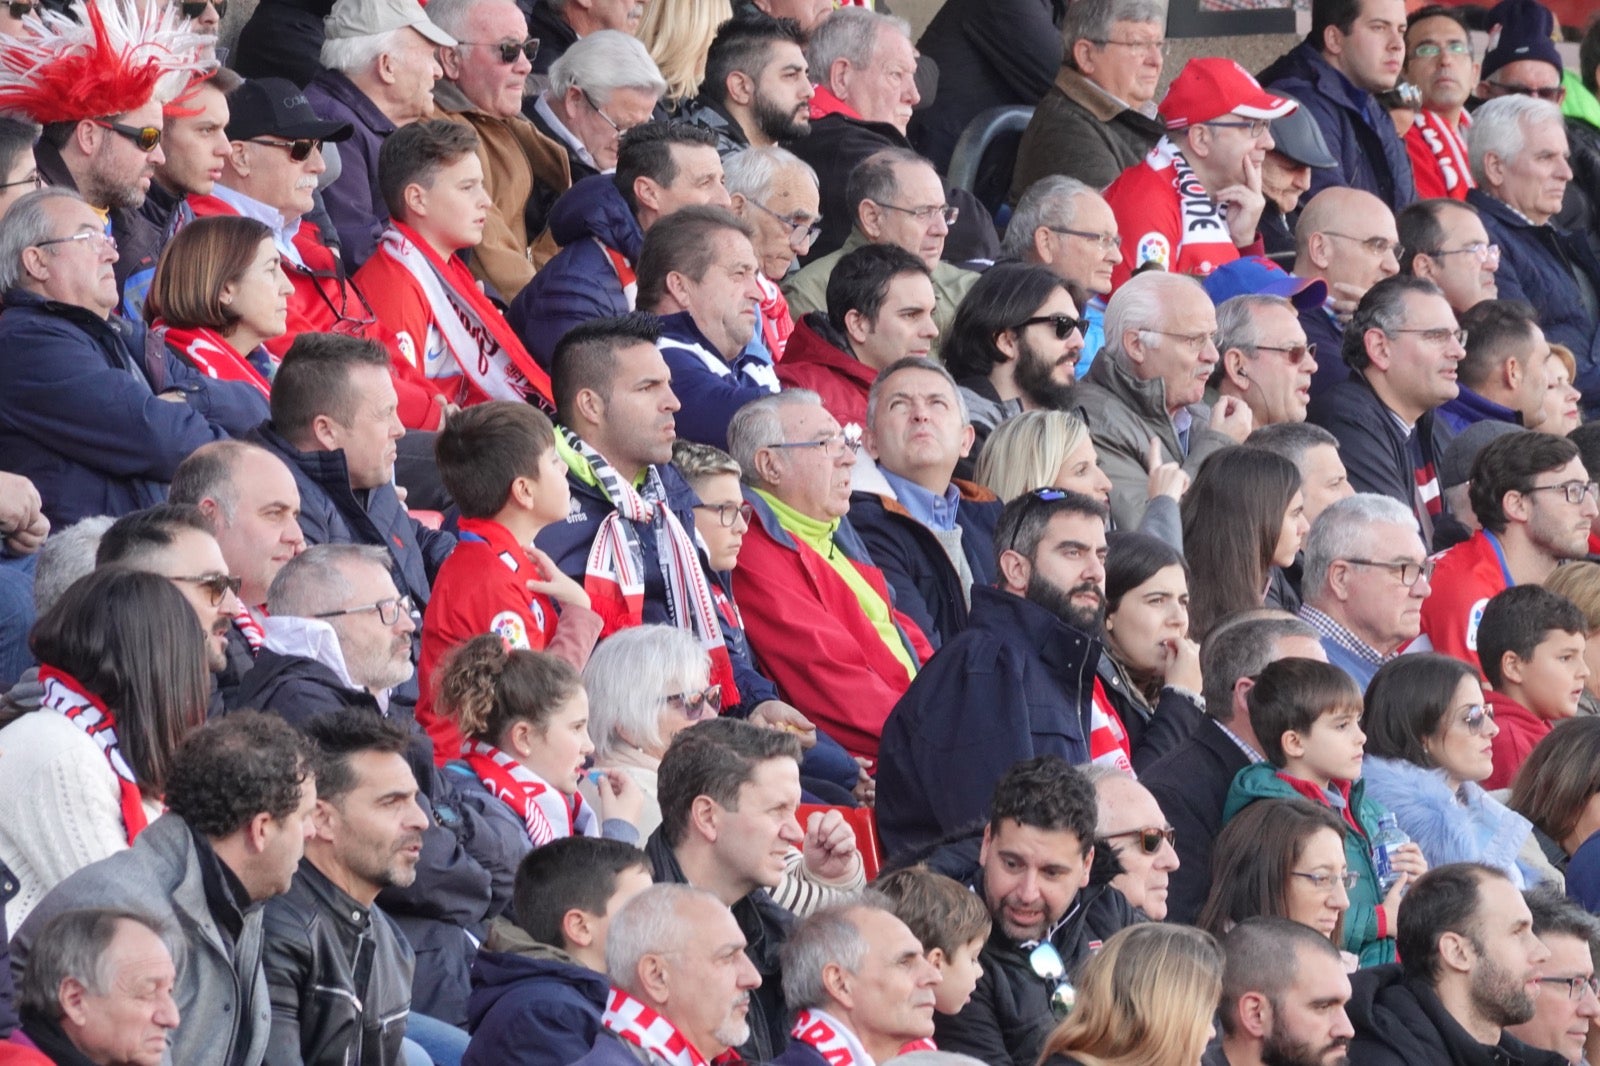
[1439,420,1527,490]
[1268,95,1337,169]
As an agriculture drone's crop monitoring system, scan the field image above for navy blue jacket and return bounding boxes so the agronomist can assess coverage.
[509,175,644,369]
[0,289,269,528]
[305,69,394,273]
[1302,305,1348,402]
[846,483,1001,648]
[463,945,610,1066]
[572,1029,655,1066]
[875,585,1102,859]
[656,311,777,450]
[769,1037,830,1066]
[1436,383,1522,434]
[1260,43,1416,212]
[1469,188,1600,413]
[1307,370,1451,528]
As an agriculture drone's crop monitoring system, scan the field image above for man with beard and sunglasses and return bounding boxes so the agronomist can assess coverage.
[876,489,1120,855]
[1347,863,1565,1066]
[1209,916,1355,1066]
[682,15,813,157]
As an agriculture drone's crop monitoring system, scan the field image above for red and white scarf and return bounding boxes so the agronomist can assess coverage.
[39,665,149,844]
[562,427,740,706]
[790,1008,875,1066]
[1089,679,1134,776]
[156,321,273,398]
[233,606,268,654]
[461,738,597,846]
[1410,109,1473,200]
[898,1039,937,1055]
[603,987,710,1066]
[374,222,554,412]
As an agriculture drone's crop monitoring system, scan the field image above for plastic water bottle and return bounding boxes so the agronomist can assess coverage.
[1372,813,1411,896]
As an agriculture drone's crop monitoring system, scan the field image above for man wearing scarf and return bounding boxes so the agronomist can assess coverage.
[571,885,762,1066]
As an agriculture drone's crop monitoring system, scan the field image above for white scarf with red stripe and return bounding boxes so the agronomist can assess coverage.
[1089,678,1134,775]
[790,1009,875,1066]
[461,739,597,845]
[603,987,710,1066]
[39,665,150,844]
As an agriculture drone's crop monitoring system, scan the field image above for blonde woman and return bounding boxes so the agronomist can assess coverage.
[976,409,1185,549]
[637,0,731,110]
[1037,924,1222,1066]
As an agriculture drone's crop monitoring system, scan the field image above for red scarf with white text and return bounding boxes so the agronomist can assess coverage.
[790,1008,875,1066]
[156,321,273,398]
[462,738,597,845]
[603,987,711,1066]
[39,665,149,844]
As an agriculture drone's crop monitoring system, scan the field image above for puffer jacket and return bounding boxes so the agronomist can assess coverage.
[462,923,610,1066]
[262,859,416,1066]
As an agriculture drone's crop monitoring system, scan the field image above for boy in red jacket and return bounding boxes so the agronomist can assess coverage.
[1477,584,1590,790]
[417,402,603,762]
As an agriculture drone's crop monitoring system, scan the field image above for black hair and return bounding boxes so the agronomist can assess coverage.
[698,14,806,107]
[1397,863,1507,982]
[1342,275,1444,371]
[1362,654,1481,766]
[1104,530,1187,614]
[95,503,214,568]
[614,121,719,215]
[1457,301,1540,393]
[1397,198,1477,275]
[300,708,414,804]
[512,837,652,948]
[271,332,392,443]
[550,312,664,425]
[1476,584,1587,690]
[824,242,929,335]
[1469,431,1582,535]
[987,755,1097,856]
[164,711,314,837]
[941,262,1071,381]
[993,488,1107,570]
[1246,657,1365,767]
[657,718,803,847]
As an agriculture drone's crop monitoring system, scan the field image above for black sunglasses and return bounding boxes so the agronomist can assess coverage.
[250,136,322,163]
[179,0,227,17]
[95,120,162,152]
[473,36,539,63]
[1015,314,1088,341]
[5,0,33,17]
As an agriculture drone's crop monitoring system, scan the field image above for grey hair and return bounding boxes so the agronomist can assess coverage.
[779,891,896,1011]
[1103,271,1207,363]
[605,884,727,993]
[418,0,504,42]
[549,30,668,102]
[1199,611,1320,722]
[1061,0,1168,54]
[1468,94,1565,188]
[583,624,709,761]
[33,516,115,614]
[866,356,970,427]
[1301,492,1418,597]
[319,27,408,75]
[723,145,818,202]
[167,440,279,524]
[1001,175,1093,260]
[1246,422,1340,468]
[806,8,909,85]
[1215,294,1293,357]
[17,908,172,1021]
[266,543,392,618]
[727,388,824,488]
[0,186,82,293]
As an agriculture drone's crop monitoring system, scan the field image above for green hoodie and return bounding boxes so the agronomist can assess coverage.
[1223,762,1396,967]
[1563,69,1600,131]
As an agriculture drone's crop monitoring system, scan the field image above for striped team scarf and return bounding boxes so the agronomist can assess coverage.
[461,738,597,846]
[602,987,711,1066]
[790,1008,875,1066]
[1089,678,1134,775]
[39,665,149,844]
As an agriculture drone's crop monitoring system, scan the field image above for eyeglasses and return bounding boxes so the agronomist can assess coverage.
[1206,118,1271,138]
[170,572,243,607]
[746,198,823,247]
[249,137,323,163]
[1253,341,1317,364]
[306,262,380,335]
[179,0,227,17]
[1523,480,1600,505]
[35,230,117,254]
[5,1,33,18]
[1410,40,1471,59]
[768,432,861,461]
[1485,80,1566,103]
[873,200,959,227]
[1104,825,1176,855]
[581,89,636,137]
[1427,242,1500,266]
[1539,975,1600,1001]
[1145,329,1218,352]
[1048,227,1122,253]
[665,684,722,720]
[0,171,41,192]
[1340,557,1434,587]
[1324,231,1404,259]
[313,595,416,626]
[1015,314,1088,340]
[1022,940,1076,1018]
[1291,869,1360,892]
[694,501,754,528]
[94,120,162,152]
[1087,36,1168,55]
[1388,326,1468,347]
[1457,703,1496,736]
[460,36,539,63]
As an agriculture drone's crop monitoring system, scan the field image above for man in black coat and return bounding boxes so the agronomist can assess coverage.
[1141,612,1327,925]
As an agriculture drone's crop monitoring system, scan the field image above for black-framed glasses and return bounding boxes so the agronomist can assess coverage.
[1410,40,1471,59]
[35,230,117,255]
[872,200,959,227]
[170,572,243,607]
[666,684,722,720]
[769,433,860,461]
[94,120,162,152]
[1015,314,1087,341]
[1324,231,1404,259]
[1086,36,1168,55]
[313,595,416,626]
[250,136,323,163]
[1048,227,1121,252]
[1206,118,1270,138]
[694,501,754,528]
[1022,940,1076,1018]
[747,198,823,247]
[1104,825,1176,855]
[1145,328,1218,352]
[1254,341,1317,364]
[1523,480,1600,505]
[0,171,41,192]
[1291,869,1359,892]
[1340,557,1434,587]
[179,0,227,17]
[1457,703,1496,736]
[1539,975,1600,1001]
[460,36,539,63]
[1388,326,1467,347]
[1427,242,1500,266]
[581,89,635,137]
[1485,80,1565,103]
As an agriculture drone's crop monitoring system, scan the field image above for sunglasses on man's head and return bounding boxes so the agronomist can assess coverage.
[178,0,227,18]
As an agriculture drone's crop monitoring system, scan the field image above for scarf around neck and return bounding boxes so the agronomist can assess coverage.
[791,1008,875,1066]
[462,738,597,846]
[38,665,149,844]
[156,321,273,398]
[603,986,711,1066]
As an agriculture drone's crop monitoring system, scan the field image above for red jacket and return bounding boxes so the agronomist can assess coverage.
[1483,689,1551,791]
[776,314,874,430]
[1416,529,1511,676]
[731,495,933,762]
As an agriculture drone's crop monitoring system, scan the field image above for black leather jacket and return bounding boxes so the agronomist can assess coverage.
[261,859,416,1066]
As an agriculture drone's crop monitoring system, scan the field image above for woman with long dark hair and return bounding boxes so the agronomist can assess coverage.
[1509,717,1600,881]
[0,568,210,929]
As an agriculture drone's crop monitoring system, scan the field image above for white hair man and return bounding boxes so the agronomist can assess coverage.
[532,31,667,182]
[724,146,822,358]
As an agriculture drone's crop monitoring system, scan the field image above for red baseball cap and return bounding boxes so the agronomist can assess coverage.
[1159,58,1296,130]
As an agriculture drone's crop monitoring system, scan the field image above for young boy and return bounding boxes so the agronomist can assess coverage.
[874,865,992,1022]
[355,119,553,427]
[1222,657,1425,967]
[464,837,654,1066]
[417,402,603,762]
[1478,584,1590,790]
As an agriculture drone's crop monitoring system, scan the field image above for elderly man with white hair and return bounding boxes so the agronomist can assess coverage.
[725,146,821,358]
[305,0,456,271]
[1467,94,1600,414]
[530,30,667,183]
[1073,272,1253,530]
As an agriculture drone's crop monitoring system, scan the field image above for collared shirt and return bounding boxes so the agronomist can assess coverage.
[1172,405,1194,455]
[1299,602,1391,668]
[881,468,961,532]
[534,93,601,173]
[1215,719,1264,764]
[208,183,307,269]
